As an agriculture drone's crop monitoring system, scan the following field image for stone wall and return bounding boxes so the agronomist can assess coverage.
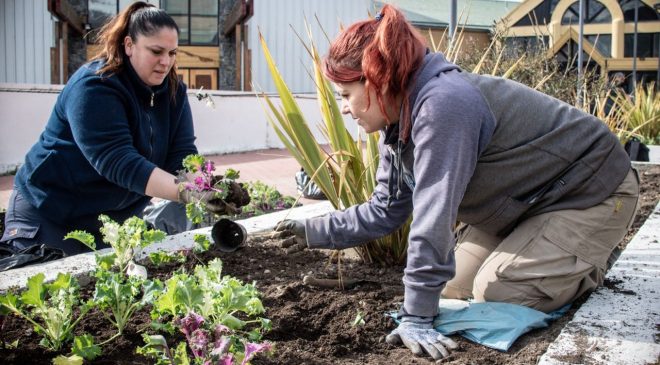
[67,0,88,78]
[218,0,238,90]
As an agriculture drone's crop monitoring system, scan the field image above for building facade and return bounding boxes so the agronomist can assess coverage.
[500,0,660,90]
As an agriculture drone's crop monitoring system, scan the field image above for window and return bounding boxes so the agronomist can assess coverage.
[504,36,550,58]
[619,0,660,22]
[162,0,219,45]
[88,0,160,42]
[555,39,601,72]
[624,33,660,57]
[514,0,561,26]
[561,0,611,25]
[585,34,612,57]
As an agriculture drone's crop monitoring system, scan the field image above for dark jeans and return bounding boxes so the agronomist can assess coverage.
[0,188,150,256]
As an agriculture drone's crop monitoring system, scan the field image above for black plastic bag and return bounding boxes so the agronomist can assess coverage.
[0,244,63,272]
[624,137,649,162]
[295,168,327,200]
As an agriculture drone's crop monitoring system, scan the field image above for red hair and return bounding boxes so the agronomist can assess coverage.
[323,4,427,142]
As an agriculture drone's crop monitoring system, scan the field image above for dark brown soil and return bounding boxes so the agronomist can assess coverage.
[1,165,658,364]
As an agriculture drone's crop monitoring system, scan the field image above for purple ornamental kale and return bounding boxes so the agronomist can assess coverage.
[204,160,216,174]
[189,328,211,358]
[194,175,212,191]
[175,312,205,338]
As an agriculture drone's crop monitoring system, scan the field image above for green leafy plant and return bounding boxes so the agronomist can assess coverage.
[65,215,166,274]
[179,154,245,224]
[148,258,272,362]
[138,312,272,365]
[149,250,188,266]
[92,269,162,338]
[0,273,92,352]
[258,27,408,265]
[241,181,297,217]
[612,82,660,145]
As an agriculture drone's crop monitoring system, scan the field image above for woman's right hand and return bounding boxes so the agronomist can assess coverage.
[273,219,307,253]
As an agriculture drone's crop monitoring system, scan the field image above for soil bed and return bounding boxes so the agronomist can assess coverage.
[1,165,658,364]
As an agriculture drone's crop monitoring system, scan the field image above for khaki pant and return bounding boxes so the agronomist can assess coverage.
[441,169,639,313]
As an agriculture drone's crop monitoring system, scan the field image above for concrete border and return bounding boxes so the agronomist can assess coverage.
[0,201,335,292]
[538,201,660,364]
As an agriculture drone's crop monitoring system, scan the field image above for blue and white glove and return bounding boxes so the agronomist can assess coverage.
[385,315,458,360]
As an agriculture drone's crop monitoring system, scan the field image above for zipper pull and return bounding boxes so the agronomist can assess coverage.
[150,93,154,107]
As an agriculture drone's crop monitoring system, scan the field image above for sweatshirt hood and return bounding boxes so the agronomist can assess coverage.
[409,51,461,105]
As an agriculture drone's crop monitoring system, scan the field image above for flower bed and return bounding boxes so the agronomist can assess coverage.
[0,165,658,364]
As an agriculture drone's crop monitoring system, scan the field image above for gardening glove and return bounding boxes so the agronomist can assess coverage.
[177,185,240,216]
[273,219,307,254]
[386,315,458,361]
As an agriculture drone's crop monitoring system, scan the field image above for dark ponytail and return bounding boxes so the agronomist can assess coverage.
[92,1,180,97]
[323,5,426,142]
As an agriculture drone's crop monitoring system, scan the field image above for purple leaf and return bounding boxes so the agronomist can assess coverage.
[214,324,231,337]
[189,328,210,358]
[175,311,205,338]
[210,336,230,357]
[241,342,272,365]
[204,160,216,174]
[219,354,234,365]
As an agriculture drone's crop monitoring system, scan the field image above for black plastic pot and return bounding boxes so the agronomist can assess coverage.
[211,218,247,252]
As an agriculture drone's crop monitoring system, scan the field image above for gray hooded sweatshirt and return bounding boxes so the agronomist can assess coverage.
[305,52,630,318]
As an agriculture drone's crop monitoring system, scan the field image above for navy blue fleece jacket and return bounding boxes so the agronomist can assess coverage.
[15,59,197,224]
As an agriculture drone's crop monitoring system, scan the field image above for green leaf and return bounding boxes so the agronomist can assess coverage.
[136,334,172,365]
[149,251,180,266]
[223,168,240,180]
[193,234,211,253]
[186,202,205,225]
[173,341,190,365]
[49,272,73,293]
[52,355,84,365]
[142,230,166,246]
[221,313,246,330]
[352,311,366,327]
[21,273,46,308]
[182,154,205,173]
[0,293,20,315]
[141,279,163,306]
[72,334,101,360]
[96,253,117,271]
[154,276,181,316]
[64,230,96,250]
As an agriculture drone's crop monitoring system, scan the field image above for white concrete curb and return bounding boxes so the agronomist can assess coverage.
[538,201,660,365]
[0,201,335,292]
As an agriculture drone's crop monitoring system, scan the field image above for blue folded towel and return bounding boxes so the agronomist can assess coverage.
[391,299,569,351]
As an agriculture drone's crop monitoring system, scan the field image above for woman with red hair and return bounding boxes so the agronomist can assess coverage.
[276,4,638,360]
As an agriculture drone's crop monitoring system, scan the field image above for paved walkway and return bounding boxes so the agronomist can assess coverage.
[0,147,317,211]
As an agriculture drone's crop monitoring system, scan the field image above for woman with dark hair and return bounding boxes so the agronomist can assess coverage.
[1,2,224,259]
[275,4,639,360]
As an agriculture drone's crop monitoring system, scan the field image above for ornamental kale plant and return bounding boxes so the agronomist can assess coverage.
[65,215,166,274]
[241,181,297,218]
[147,258,272,363]
[179,154,243,224]
[138,312,272,365]
[0,273,92,352]
[92,270,162,337]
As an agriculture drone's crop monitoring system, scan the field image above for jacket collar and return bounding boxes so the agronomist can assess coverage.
[123,58,169,107]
